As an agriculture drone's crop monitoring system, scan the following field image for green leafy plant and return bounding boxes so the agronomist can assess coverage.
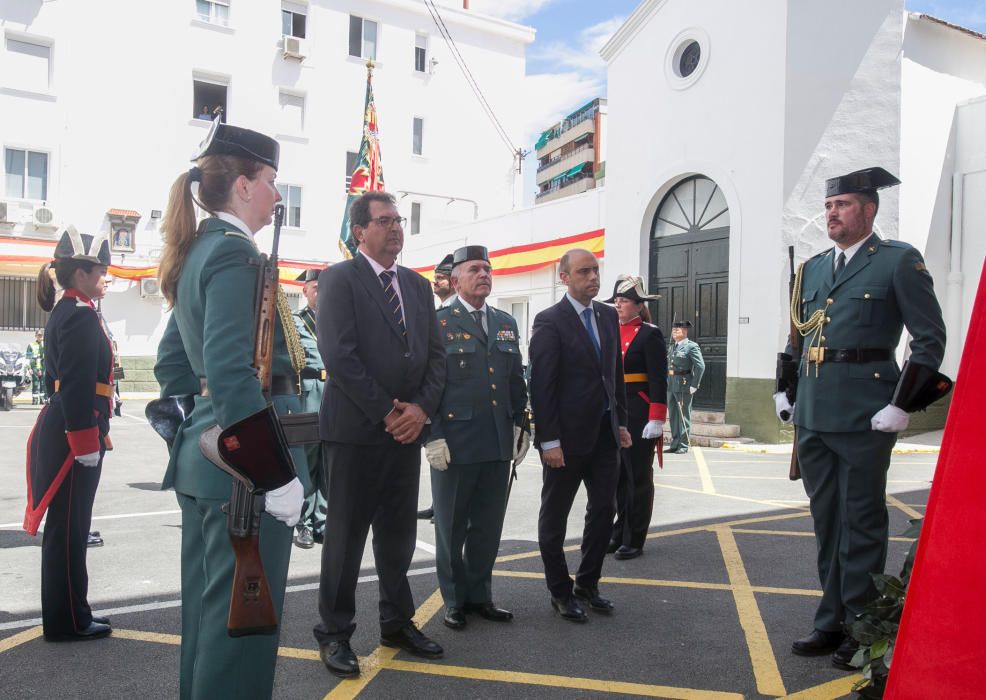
[849,518,923,699]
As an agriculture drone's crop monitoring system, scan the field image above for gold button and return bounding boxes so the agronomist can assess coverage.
[447,412,454,419]
[491,383,497,390]
[458,348,464,353]
[826,298,834,305]
[492,400,497,406]
[864,293,871,299]
[820,336,826,342]
[825,316,831,323]
[873,372,880,379]
[489,367,494,374]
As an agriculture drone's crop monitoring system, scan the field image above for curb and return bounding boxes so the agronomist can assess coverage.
[719,442,940,455]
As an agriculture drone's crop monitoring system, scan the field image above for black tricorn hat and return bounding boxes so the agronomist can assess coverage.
[54,226,111,265]
[452,245,490,268]
[435,254,454,276]
[825,167,900,198]
[603,274,660,303]
[295,268,322,283]
[191,120,279,170]
[672,320,693,329]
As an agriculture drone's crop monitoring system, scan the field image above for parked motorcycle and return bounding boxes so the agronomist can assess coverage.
[0,343,31,411]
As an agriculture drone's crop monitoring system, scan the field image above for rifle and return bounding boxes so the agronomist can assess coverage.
[776,246,801,480]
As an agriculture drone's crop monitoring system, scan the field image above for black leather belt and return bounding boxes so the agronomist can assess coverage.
[668,370,691,376]
[199,374,301,396]
[300,367,327,381]
[806,348,892,364]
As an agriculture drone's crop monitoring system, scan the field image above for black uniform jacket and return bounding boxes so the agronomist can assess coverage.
[25,290,113,534]
[622,321,668,435]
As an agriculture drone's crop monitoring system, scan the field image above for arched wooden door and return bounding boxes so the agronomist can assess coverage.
[647,175,729,411]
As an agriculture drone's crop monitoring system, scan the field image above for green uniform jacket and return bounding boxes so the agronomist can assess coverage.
[667,338,705,395]
[429,300,527,464]
[790,233,946,432]
[295,306,324,414]
[154,217,303,498]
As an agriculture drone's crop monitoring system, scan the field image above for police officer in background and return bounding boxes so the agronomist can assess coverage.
[426,245,529,630]
[294,268,328,548]
[777,167,947,670]
[666,321,705,454]
[26,329,46,405]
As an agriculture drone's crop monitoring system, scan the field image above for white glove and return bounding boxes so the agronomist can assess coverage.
[264,477,304,527]
[773,392,794,424]
[426,438,451,471]
[641,420,663,440]
[871,404,910,433]
[513,426,531,465]
[76,452,100,467]
[689,386,698,395]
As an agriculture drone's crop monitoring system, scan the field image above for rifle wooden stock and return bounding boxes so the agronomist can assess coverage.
[787,245,801,481]
[253,203,285,393]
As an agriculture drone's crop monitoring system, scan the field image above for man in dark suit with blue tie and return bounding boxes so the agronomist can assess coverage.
[530,248,632,622]
[314,191,446,677]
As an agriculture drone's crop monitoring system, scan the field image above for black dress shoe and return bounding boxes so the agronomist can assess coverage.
[417,507,434,520]
[443,607,467,630]
[87,532,104,547]
[380,623,443,658]
[91,615,110,625]
[832,638,861,670]
[466,602,513,621]
[614,545,642,560]
[573,585,615,612]
[791,629,845,656]
[606,540,619,554]
[320,640,360,678]
[44,621,112,642]
[550,595,588,623]
[294,527,315,549]
[663,447,677,453]
[312,529,325,545]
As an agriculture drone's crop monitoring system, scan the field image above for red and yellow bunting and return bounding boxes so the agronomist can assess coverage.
[413,229,604,280]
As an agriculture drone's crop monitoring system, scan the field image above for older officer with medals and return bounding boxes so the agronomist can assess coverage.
[605,275,668,560]
[665,320,705,454]
[776,167,948,670]
[25,228,113,641]
[152,121,305,699]
[426,246,529,629]
[294,268,328,549]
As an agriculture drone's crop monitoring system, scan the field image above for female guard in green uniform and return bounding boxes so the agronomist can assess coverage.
[154,122,305,699]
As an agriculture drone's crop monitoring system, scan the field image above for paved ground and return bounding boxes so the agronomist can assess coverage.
[0,400,937,699]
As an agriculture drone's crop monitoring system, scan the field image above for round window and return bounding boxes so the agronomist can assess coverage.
[678,41,701,77]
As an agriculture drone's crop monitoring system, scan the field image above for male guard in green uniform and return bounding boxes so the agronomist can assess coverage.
[293,268,327,548]
[665,320,705,454]
[426,245,529,630]
[26,330,45,404]
[775,167,946,670]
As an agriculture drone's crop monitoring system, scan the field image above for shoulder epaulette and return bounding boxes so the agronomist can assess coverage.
[879,238,911,249]
[223,230,253,242]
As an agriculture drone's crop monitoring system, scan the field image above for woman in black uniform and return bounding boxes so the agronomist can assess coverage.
[605,275,668,560]
[24,227,113,641]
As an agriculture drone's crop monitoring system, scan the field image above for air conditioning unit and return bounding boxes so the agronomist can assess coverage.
[140,277,164,298]
[282,35,307,60]
[33,205,57,230]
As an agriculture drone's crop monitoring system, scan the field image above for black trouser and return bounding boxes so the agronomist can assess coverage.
[612,435,657,549]
[42,458,102,636]
[313,441,420,644]
[537,416,620,599]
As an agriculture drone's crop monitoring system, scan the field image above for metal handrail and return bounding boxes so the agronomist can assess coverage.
[536,142,594,173]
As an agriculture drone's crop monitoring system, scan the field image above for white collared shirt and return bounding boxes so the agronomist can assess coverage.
[362,252,404,308]
[833,235,870,273]
[215,211,254,236]
[438,294,456,309]
[457,296,488,334]
[566,293,600,343]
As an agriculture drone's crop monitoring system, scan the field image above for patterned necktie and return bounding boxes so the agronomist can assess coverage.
[471,310,488,344]
[379,270,406,335]
[834,252,846,281]
[581,307,602,360]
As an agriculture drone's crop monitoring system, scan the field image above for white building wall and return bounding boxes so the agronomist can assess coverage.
[0,0,531,355]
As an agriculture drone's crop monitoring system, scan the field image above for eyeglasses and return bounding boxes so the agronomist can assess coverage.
[368,216,406,229]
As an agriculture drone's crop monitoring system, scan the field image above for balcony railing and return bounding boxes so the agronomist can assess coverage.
[537,142,594,173]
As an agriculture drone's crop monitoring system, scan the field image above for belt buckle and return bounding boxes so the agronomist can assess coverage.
[808,347,825,364]
[668,369,675,376]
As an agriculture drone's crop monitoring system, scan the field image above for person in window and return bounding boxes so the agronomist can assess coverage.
[197,105,212,120]
[153,121,305,698]
[24,227,113,642]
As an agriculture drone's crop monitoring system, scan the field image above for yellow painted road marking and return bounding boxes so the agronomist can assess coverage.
[732,528,915,543]
[657,482,809,510]
[491,570,822,597]
[0,625,42,653]
[386,659,745,699]
[886,493,923,520]
[715,527,786,697]
[112,629,181,645]
[693,446,716,494]
[780,674,860,698]
[324,587,445,700]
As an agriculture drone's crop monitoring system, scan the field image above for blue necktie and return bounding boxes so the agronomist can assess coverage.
[582,307,601,360]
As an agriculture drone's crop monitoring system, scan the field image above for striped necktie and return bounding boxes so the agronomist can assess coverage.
[379,270,406,335]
